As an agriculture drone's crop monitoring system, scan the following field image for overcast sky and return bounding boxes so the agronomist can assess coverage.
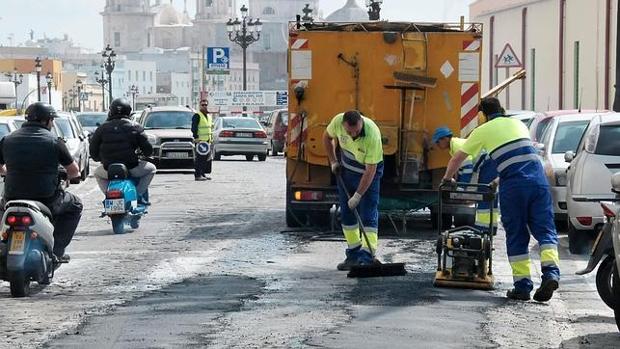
[0,0,475,50]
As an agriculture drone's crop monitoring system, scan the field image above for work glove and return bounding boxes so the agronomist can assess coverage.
[489,179,499,192]
[330,162,342,176]
[440,177,456,188]
[348,192,362,209]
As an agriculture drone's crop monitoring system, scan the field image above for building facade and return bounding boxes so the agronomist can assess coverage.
[470,0,617,111]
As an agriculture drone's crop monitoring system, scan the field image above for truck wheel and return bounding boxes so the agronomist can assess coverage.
[596,256,617,309]
[111,216,126,234]
[454,214,475,227]
[9,270,30,297]
[568,222,591,254]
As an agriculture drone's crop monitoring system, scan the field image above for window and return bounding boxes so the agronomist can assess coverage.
[143,71,146,81]
[135,71,139,80]
[205,0,213,6]
[594,125,620,156]
[127,70,131,80]
[150,71,153,81]
[263,7,275,15]
[144,111,194,129]
[552,121,589,154]
[263,33,271,50]
[114,32,121,47]
[535,118,553,142]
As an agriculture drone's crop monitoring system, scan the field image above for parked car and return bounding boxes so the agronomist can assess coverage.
[538,113,598,229]
[565,112,620,254]
[506,109,537,127]
[529,110,606,143]
[212,117,269,161]
[55,112,90,183]
[76,112,107,138]
[140,106,198,167]
[262,108,288,156]
[0,118,18,140]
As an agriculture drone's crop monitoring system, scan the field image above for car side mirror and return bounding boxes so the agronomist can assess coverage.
[612,172,620,193]
[534,142,545,155]
[564,151,575,163]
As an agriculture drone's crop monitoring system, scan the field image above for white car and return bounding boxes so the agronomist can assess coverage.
[506,109,537,127]
[566,112,620,254]
[538,113,598,228]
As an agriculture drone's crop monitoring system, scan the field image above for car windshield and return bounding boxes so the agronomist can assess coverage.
[56,118,76,139]
[595,125,620,156]
[144,111,193,129]
[222,118,261,129]
[552,120,589,154]
[0,124,10,140]
[77,113,107,127]
[281,112,289,126]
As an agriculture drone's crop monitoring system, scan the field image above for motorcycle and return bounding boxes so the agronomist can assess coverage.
[101,163,149,235]
[610,173,620,331]
[0,170,69,297]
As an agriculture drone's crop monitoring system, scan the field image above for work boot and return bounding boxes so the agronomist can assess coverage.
[506,288,531,301]
[533,278,559,302]
[195,177,207,182]
[337,246,361,271]
[357,249,375,265]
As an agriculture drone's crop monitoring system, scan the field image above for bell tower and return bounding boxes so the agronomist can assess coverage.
[196,0,235,20]
[101,0,155,53]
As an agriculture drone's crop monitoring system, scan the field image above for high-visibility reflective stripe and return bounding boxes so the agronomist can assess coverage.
[540,244,560,267]
[509,255,532,282]
[341,149,366,174]
[342,161,365,174]
[496,153,540,173]
[361,229,378,253]
[343,226,361,248]
[490,139,533,160]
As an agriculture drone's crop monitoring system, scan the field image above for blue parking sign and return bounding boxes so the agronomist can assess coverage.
[206,47,230,75]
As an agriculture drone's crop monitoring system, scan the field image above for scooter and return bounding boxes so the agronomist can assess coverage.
[610,173,620,331]
[101,163,149,235]
[0,170,70,297]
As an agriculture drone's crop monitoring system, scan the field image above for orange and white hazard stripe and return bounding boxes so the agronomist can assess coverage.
[461,83,479,137]
[462,39,481,52]
[290,38,309,50]
[288,112,308,147]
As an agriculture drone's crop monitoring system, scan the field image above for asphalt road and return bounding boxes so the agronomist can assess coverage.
[0,156,617,348]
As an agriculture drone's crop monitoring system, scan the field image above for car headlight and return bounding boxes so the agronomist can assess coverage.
[147,133,159,145]
[555,170,567,186]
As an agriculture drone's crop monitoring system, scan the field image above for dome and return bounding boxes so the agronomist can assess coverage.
[326,0,368,22]
[156,4,184,25]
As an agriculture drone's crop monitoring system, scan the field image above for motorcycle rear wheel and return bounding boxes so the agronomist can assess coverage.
[111,215,126,234]
[9,270,30,297]
[596,256,616,309]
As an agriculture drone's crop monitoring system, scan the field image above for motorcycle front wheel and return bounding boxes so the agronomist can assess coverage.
[613,263,620,331]
[9,270,30,297]
[111,215,126,234]
[596,256,616,309]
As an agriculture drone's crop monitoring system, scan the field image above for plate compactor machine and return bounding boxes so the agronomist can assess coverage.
[434,182,496,290]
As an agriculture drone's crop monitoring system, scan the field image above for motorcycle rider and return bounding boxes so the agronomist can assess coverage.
[90,98,155,203]
[0,102,83,261]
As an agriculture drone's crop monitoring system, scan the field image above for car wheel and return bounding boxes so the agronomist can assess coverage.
[80,159,87,181]
[568,221,592,254]
[214,153,221,161]
[271,142,278,156]
[246,155,254,161]
[258,154,267,162]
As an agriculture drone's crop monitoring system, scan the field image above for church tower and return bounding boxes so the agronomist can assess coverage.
[101,0,155,53]
[196,0,236,20]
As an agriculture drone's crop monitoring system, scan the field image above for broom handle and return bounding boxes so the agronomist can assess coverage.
[336,174,375,258]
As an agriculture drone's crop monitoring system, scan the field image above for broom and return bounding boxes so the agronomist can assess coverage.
[336,174,407,278]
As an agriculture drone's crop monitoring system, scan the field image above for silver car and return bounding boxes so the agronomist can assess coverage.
[213,117,269,161]
[55,112,90,183]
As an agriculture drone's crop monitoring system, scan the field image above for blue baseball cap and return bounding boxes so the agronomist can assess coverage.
[432,127,453,144]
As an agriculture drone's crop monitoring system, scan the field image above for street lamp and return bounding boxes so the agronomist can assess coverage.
[227,5,262,92]
[366,0,383,21]
[5,68,23,109]
[95,67,108,111]
[34,56,42,101]
[301,3,314,23]
[129,84,139,110]
[45,72,53,104]
[102,44,116,100]
[76,79,83,112]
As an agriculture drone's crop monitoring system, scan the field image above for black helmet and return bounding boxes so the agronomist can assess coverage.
[25,102,57,122]
[108,98,132,119]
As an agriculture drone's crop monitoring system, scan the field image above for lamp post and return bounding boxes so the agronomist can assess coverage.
[366,0,383,21]
[129,84,139,110]
[227,5,262,92]
[5,68,23,109]
[76,79,83,112]
[95,67,108,111]
[45,72,53,104]
[301,3,314,23]
[34,56,42,101]
[102,44,116,100]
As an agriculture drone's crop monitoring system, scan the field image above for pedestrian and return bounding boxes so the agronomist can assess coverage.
[441,97,560,302]
[432,126,474,184]
[323,110,384,270]
[0,102,83,261]
[192,99,214,181]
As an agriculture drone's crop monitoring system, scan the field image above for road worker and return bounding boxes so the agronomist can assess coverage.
[433,127,473,184]
[323,110,384,270]
[442,97,560,302]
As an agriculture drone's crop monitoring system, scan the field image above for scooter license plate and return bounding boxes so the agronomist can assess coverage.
[9,231,25,255]
[105,199,125,214]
